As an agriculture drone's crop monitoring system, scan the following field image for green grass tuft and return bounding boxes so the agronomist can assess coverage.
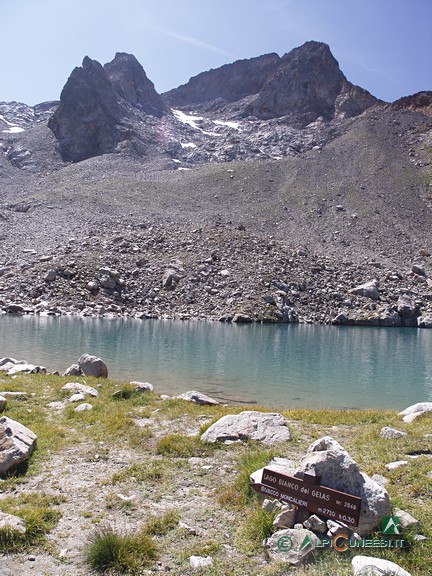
[85,525,158,574]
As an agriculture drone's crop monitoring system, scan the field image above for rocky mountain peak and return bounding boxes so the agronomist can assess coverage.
[163,52,280,108]
[165,41,378,126]
[48,56,121,162]
[246,41,376,123]
[104,52,167,117]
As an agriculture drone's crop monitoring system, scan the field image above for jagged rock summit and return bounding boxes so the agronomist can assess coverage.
[47,41,381,163]
[104,52,167,117]
[164,41,378,124]
[48,52,168,162]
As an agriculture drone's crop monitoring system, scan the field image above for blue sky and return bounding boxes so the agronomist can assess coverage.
[1,0,431,105]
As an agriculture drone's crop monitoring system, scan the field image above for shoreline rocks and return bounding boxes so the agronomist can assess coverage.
[0,224,430,328]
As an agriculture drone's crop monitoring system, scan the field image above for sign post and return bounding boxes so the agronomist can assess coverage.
[250,468,362,526]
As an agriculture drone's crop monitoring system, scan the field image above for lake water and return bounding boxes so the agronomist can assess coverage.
[0,315,431,410]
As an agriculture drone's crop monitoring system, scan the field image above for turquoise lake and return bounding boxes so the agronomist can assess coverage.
[0,315,431,410]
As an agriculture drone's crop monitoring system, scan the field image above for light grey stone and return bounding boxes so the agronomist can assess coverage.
[63,364,81,376]
[385,460,408,470]
[399,402,432,423]
[296,436,391,536]
[380,426,407,439]
[397,295,419,318]
[99,274,116,290]
[352,555,411,575]
[176,390,219,405]
[44,269,57,282]
[393,508,421,531]
[74,403,93,412]
[417,315,432,328]
[250,457,295,484]
[232,313,253,323]
[266,528,321,566]
[273,506,296,529]
[61,382,99,397]
[69,393,85,403]
[0,395,6,412]
[130,381,154,392]
[0,511,26,534]
[201,411,292,445]
[78,354,108,378]
[7,363,46,375]
[303,514,327,533]
[162,269,181,290]
[0,357,21,368]
[349,279,380,300]
[262,498,282,513]
[0,391,28,400]
[189,555,213,568]
[0,416,37,474]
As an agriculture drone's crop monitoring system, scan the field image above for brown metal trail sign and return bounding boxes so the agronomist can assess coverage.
[250,468,362,526]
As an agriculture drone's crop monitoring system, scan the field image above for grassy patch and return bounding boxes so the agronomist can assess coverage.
[85,525,158,574]
[236,502,277,553]
[155,433,217,458]
[110,459,172,485]
[217,445,277,508]
[145,509,180,535]
[0,493,64,552]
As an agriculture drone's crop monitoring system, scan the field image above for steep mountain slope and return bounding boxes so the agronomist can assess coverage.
[0,42,431,323]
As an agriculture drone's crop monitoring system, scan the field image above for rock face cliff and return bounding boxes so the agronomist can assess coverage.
[164,41,378,125]
[104,52,167,117]
[48,56,123,162]
[48,53,168,162]
[244,42,377,124]
[162,52,281,107]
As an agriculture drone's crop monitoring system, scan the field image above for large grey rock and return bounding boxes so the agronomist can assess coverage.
[130,381,154,393]
[250,457,295,484]
[399,402,432,423]
[397,296,419,319]
[162,269,181,290]
[296,437,391,536]
[176,390,219,405]
[0,511,26,534]
[349,279,380,301]
[78,354,108,378]
[417,315,432,328]
[380,426,407,439]
[266,528,321,566]
[0,416,37,474]
[352,555,411,576]
[61,382,99,397]
[201,411,292,445]
[63,363,81,376]
[273,505,297,529]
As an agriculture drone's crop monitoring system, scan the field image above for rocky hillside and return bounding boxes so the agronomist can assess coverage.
[0,42,431,325]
